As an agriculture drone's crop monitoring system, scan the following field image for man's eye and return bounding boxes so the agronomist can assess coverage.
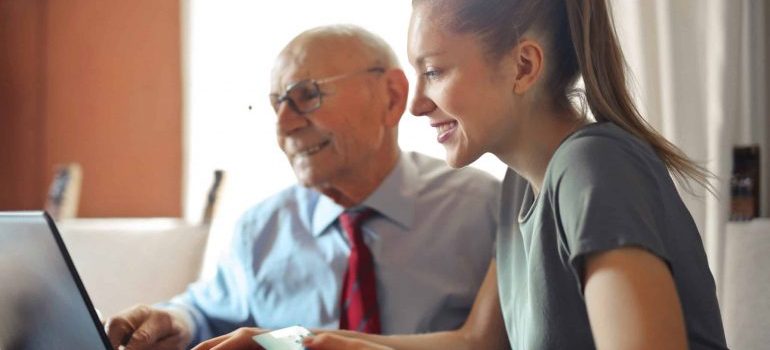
[423,69,441,80]
[297,88,321,101]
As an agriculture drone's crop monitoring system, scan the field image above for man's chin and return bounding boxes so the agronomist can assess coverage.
[296,178,350,205]
[295,172,328,190]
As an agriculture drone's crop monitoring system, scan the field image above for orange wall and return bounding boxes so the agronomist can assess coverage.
[0,0,46,211]
[0,0,182,217]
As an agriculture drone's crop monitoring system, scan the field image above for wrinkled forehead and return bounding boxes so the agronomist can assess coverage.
[270,36,371,92]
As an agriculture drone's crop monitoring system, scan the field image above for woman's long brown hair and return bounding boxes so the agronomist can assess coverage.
[415,0,712,192]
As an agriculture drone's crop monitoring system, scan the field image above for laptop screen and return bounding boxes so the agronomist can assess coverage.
[0,212,111,350]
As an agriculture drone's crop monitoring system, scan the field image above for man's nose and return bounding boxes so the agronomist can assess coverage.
[276,102,308,135]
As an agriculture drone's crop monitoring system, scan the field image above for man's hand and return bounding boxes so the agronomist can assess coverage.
[191,327,266,350]
[303,333,394,350]
[105,304,192,350]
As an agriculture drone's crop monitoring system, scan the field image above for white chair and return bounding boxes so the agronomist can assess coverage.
[58,218,209,317]
[722,219,770,349]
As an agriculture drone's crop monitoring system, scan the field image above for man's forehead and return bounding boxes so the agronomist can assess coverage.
[271,36,368,88]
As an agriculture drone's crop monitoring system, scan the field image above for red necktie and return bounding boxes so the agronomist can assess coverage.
[338,208,381,334]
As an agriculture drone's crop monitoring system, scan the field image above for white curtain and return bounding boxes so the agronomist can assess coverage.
[611,1,768,348]
[611,0,767,283]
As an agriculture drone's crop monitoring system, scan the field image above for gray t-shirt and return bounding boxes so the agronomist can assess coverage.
[496,122,727,349]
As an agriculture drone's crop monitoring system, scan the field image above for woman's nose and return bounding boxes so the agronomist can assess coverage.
[409,81,436,117]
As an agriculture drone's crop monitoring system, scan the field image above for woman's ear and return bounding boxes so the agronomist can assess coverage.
[509,38,545,95]
[383,68,409,127]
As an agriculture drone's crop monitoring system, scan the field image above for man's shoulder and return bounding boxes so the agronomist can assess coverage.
[406,151,500,198]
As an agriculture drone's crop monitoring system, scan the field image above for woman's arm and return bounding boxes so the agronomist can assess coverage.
[311,260,509,350]
[583,247,687,350]
[192,261,509,350]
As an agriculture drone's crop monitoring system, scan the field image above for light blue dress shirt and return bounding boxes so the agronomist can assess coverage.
[169,152,499,345]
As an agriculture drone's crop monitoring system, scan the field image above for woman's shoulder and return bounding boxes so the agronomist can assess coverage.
[546,122,669,190]
[563,121,649,152]
[554,122,661,168]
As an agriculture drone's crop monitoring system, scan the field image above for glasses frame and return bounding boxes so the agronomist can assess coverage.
[270,67,386,115]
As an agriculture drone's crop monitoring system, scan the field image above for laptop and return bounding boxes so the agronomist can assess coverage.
[0,211,112,349]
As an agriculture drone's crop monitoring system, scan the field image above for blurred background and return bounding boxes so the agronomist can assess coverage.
[1,1,769,348]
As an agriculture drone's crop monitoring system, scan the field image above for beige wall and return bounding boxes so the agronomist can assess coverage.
[765,0,770,217]
[0,0,182,217]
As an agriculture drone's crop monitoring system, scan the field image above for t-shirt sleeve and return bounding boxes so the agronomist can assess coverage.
[550,135,671,289]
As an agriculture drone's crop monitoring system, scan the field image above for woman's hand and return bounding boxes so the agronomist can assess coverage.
[191,327,266,350]
[303,333,395,350]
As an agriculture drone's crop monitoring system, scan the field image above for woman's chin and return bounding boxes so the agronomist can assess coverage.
[444,149,477,169]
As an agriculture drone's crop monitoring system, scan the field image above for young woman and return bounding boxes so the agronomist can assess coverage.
[194,0,728,349]
[303,0,727,349]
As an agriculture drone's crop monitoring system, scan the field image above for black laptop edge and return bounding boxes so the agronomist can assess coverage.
[39,211,113,349]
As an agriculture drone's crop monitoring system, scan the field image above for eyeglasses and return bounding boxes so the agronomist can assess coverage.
[270,67,385,115]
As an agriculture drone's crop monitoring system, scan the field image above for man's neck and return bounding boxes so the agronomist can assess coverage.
[318,148,401,208]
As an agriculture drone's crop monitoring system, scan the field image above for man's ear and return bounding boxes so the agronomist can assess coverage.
[382,68,409,127]
[509,38,545,95]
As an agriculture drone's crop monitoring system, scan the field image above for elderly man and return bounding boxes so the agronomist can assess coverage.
[106,25,499,349]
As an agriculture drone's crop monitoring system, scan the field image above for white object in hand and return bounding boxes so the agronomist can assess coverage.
[252,326,313,350]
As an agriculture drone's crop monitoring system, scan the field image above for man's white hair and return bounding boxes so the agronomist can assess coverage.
[290,24,400,69]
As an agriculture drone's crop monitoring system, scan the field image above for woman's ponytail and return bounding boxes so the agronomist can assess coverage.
[564,0,712,192]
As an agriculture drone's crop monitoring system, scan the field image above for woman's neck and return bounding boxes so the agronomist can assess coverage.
[496,107,587,196]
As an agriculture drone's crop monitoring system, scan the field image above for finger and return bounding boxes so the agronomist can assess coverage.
[124,309,176,350]
[151,333,187,350]
[303,333,390,350]
[106,305,155,348]
[193,328,264,350]
[210,334,263,350]
[303,333,355,350]
[105,316,134,349]
[191,334,228,350]
[105,310,146,349]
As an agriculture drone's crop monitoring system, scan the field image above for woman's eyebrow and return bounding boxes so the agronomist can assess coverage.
[413,50,447,66]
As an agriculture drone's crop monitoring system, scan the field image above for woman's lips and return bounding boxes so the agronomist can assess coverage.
[431,120,458,143]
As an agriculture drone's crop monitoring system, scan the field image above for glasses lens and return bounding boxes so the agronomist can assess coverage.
[269,94,282,112]
[287,81,321,113]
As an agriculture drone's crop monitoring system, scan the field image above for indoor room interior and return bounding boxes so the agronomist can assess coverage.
[1,0,769,349]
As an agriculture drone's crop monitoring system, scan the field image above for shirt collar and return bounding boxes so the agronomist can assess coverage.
[311,152,418,236]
